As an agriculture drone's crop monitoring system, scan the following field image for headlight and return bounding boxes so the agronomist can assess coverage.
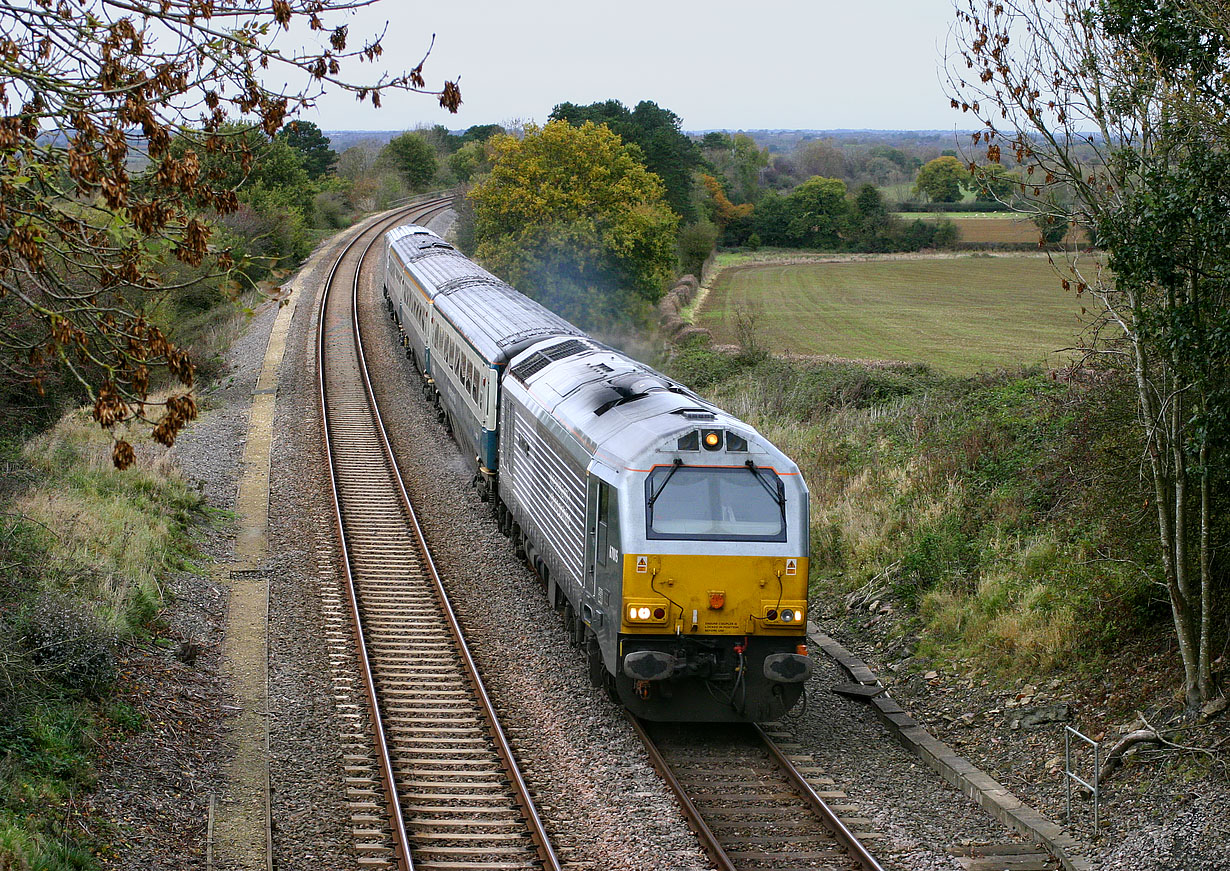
[782,610,795,622]
[626,603,669,624]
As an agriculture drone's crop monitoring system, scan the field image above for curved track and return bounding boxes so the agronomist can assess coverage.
[631,718,887,871]
[316,199,560,871]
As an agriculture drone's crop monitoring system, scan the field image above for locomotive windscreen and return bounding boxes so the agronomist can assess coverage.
[644,465,786,542]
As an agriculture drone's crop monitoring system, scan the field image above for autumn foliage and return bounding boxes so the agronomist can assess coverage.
[469,121,679,329]
[0,0,459,465]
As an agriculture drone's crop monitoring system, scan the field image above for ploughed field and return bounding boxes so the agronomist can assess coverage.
[698,256,1090,374]
[898,212,1085,245]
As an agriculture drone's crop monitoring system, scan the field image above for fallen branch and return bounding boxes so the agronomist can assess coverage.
[1093,728,1161,789]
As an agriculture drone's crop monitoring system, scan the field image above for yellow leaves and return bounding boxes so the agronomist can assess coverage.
[470,120,678,309]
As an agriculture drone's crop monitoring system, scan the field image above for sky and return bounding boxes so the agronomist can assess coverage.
[291,1,967,133]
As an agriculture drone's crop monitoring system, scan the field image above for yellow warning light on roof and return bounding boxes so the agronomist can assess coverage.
[704,432,720,447]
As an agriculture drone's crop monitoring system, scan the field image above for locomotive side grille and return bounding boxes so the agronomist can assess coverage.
[511,411,586,586]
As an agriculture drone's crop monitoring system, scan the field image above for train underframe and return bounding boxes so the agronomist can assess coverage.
[613,633,808,722]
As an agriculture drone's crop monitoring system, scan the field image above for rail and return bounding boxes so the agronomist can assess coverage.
[316,196,559,871]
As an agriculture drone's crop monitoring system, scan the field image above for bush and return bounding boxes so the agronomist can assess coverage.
[313,189,350,229]
[678,221,718,279]
[23,596,117,695]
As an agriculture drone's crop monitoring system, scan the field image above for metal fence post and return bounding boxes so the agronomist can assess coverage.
[1063,725,1101,840]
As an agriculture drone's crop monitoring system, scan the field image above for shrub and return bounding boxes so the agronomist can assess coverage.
[23,596,117,695]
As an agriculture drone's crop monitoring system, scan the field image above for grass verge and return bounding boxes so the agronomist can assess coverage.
[0,409,207,870]
[664,347,1163,680]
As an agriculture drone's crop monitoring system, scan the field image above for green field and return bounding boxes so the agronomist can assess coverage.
[696,256,1091,374]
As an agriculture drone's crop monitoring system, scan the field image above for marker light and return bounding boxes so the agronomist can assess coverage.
[653,607,666,619]
[676,431,700,451]
[629,606,637,620]
[766,609,779,621]
[702,430,722,450]
[637,607,652,620]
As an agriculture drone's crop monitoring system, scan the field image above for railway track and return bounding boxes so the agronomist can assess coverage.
[316,198,560,871]
[630,718,887,871]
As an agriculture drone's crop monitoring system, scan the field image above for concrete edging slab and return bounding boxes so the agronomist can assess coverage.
[808,625,1092,871]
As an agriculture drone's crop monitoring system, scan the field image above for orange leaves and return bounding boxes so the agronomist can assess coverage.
[112,440,135,470]
[700,174,752,228]
[94,382,130,429]
[152,394,197,447]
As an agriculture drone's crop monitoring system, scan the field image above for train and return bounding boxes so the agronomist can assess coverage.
[382,223,812,722]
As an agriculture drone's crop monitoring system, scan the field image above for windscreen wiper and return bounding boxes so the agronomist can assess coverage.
[746,460,784,507]
[648,458,684,509]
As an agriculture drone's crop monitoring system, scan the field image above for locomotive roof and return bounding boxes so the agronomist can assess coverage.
[508,338,791,473]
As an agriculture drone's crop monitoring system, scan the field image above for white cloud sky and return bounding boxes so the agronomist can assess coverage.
[296,0,966,132]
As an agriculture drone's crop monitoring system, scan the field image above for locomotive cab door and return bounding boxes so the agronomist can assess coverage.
[587,478,621,592]
[585,471,622,678]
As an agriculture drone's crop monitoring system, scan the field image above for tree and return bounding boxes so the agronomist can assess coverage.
[912,156,968,202]
[970,164,1022,202]
[949,0,1229,709]
[786,176,851,248]
[382,132,439,190]
[751,191,793,247]
[550,99,703,219]
[449,140,492,184]
[0,0,460,466]
[461,124,506,144]
[469,121,678,329]
[279,121,337,179]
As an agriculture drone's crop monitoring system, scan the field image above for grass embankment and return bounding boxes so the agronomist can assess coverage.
[696,256,1089,374]
[665,348,1161,676]
[0,412,207,869]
